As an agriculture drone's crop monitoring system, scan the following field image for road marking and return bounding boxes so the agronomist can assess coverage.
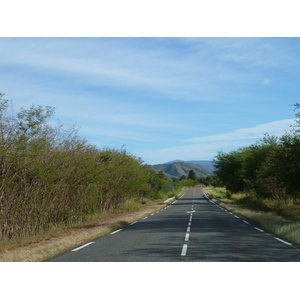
[235,215,239,219]
[187,226,191,232]
[181,244,188,256]
[143,217,148,219]
[72,242,95,252]
[185,233,190,241]
[130,221,138,225]
[110,229,122,235]
[164,197,175,203]
[188,222,191,226]
[254,227,264,232]
[243,220,250,225]
[274,237,292,246]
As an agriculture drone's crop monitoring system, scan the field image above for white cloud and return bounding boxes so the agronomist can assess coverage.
[184,119,295,143]
[1,37,285,104]
[138,140,255,165]
[139,119,296,164]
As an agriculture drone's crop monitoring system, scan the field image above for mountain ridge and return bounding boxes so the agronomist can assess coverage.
[150,161,214,179]
[164,160,215,172]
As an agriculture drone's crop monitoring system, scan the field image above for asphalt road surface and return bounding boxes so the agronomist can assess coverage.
[46,187,300,262]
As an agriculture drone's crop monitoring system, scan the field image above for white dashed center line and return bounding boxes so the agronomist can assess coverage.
[181,244,188,256]
[181,190,197,256]
[185,233,190,241]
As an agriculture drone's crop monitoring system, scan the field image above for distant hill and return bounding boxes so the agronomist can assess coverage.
[150,162,213,179]
[164,160,215,172]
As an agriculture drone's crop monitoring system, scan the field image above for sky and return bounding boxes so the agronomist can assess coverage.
[1,37,300,164]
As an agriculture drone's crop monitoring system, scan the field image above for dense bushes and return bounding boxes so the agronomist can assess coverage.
[213,104,300,220]
[213,133,300,203]
[198,175,222,187]
[0,94,170,240]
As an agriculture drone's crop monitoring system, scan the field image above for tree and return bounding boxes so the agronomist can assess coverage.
[179,175,187,181]
[213,150,245,193]
[291,103,300,133]
[157,170,165,179]
[187,169,197,181]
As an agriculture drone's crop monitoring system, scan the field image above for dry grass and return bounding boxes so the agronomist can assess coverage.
[0,200,169,262]
[204,187,300,245]
[206,187,228,200]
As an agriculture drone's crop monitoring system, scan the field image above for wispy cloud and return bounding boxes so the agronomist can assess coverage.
[184,119,296,143]
[263,78,271,85]
[2,37,292,104]
[1,38,299,165]
[139,119,296,164]
[138,140,255,165]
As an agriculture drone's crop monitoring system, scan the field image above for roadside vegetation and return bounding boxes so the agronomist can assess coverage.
[0,93,198,260]
[205,187,300,245]
[203,103,300,245]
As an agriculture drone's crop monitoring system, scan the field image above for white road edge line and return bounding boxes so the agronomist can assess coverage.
[164,197,175,203]
[181,244,188,256]
[110,229,123,235]
[254,227,264,232]
[274,237,292,246]
[130,221,138,225]
[72,242,95,252]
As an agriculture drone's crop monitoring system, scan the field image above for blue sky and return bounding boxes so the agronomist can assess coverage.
[1,37,299,164]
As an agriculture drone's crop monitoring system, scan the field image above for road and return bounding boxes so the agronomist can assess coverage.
[46,187,300,262]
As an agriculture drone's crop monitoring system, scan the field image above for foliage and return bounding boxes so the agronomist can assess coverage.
[198,175,223,187]
[187,169,197,181]
[0,93,172,241]
[212,103,300,219]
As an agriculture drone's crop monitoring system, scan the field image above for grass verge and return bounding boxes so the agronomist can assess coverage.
[204,187,300,246]
[0,192,185,262]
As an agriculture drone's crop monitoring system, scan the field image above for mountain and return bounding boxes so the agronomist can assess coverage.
[164,160,215,172]
[185,160,215,172]
[150,162,213,179]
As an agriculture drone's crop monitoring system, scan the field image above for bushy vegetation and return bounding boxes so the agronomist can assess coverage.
[212,104,300,222]
[198,175,223,187]
[0,93,176,241]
